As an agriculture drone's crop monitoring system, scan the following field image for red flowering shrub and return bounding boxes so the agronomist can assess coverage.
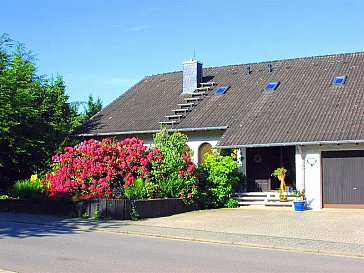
[44,138,161,199]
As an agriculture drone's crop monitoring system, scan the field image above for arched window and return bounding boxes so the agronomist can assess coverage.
[181,144,191,155]
[198,143,212,164]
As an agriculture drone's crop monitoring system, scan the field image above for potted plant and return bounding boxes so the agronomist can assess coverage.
[293,189,305,211]
[272,166,288,201]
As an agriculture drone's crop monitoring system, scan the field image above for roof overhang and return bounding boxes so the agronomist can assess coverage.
[74,126,229,137]
[217,139,364,149]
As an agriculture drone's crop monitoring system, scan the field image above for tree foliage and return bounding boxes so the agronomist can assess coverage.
[72,94,102,124]
[83,94,102,122]
[0,34,79,192]
[150,128,198,203]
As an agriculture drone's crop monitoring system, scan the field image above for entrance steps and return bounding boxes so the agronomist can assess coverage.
[235,192,295,207]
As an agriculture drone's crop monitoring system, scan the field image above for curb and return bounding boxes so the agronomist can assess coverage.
[94,227,364,259]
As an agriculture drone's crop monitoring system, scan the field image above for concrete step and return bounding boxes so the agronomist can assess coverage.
[235,192,295,207]
[237,201,293,207]
[235,196,295,201]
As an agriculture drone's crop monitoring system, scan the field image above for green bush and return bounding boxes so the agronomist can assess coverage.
[150,128,198,204]
[11,178,44,199]
[197,150,239,208]
[225,198,239,208]
[0,195,11,199]
[124,178,145,200]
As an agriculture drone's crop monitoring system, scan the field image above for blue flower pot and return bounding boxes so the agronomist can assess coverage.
[293,201,305,211]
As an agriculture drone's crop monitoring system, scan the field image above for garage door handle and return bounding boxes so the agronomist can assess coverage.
[353,188,358,191]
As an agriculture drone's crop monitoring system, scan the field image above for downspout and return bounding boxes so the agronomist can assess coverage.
[297,145,305,190]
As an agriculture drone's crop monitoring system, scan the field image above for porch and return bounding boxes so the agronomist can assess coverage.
[235,146,296,207]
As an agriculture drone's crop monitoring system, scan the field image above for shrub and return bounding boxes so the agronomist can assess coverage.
[12,176,44,199]
[0,195,11,199]
[44,138,161,199]
[124,178,145,200]
[150,128,198,204]
[197,150,239,208]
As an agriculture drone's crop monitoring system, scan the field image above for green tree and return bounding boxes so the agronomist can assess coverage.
[80,94,102,123]
[0,34,79,192]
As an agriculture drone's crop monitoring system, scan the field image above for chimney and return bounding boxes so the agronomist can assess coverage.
[182,58,202,94]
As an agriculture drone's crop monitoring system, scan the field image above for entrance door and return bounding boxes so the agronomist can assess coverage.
[322,150,364,208]
[246,146,295,192]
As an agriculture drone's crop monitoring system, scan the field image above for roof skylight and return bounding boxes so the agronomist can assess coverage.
[264,81,280,90]
[215,86,230,95]
[332,76,346,85]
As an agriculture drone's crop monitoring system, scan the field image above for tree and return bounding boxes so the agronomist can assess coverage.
[79,95,102,124]
[84,95,102,120]
[0,34,79,192]
[69,95,103,125]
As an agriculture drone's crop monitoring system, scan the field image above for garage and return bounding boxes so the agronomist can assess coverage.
[322,150,364,208]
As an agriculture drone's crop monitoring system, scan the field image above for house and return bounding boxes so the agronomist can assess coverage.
[76,53,364,210]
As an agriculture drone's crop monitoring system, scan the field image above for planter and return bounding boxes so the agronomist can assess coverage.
[293,201,305,211]
[279,193,288,202]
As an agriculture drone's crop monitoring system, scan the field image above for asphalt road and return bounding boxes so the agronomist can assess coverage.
[0,221,363,273]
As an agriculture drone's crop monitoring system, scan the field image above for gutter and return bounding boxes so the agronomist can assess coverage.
[74,126,229,137]
[217,139,364,149]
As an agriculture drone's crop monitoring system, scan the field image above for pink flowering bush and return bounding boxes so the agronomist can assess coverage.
[150,128,198,204]
[44,130,201,204]
[44,138,161,199]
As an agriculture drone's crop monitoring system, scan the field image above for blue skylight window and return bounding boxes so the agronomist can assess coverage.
[332,76,346,85]
[215,86,230,95]
[264,81,280,90]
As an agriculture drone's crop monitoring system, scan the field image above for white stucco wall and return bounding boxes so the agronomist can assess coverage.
[295,143,364,210]
[237,148,247,175]
[185,131,225,163]
[113,130,225,164]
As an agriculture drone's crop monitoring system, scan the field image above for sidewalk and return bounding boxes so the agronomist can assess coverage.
[0,207,363,257]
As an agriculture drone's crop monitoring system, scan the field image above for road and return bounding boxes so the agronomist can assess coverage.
[0,221,363,273]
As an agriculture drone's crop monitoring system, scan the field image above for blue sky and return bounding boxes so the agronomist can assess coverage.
[1,0,363,106]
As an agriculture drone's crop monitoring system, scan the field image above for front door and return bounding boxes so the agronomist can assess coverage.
[246,146,295,192]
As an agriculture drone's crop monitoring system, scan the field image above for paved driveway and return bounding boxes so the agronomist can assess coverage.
[136,207,364,245]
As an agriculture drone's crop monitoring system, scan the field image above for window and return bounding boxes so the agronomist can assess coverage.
[215,86,230,95]
[332,76,346,85]
[198,143,212,164]
[264,81,280,90]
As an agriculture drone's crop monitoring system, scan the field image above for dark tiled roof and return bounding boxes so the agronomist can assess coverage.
[76,52,364,146]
